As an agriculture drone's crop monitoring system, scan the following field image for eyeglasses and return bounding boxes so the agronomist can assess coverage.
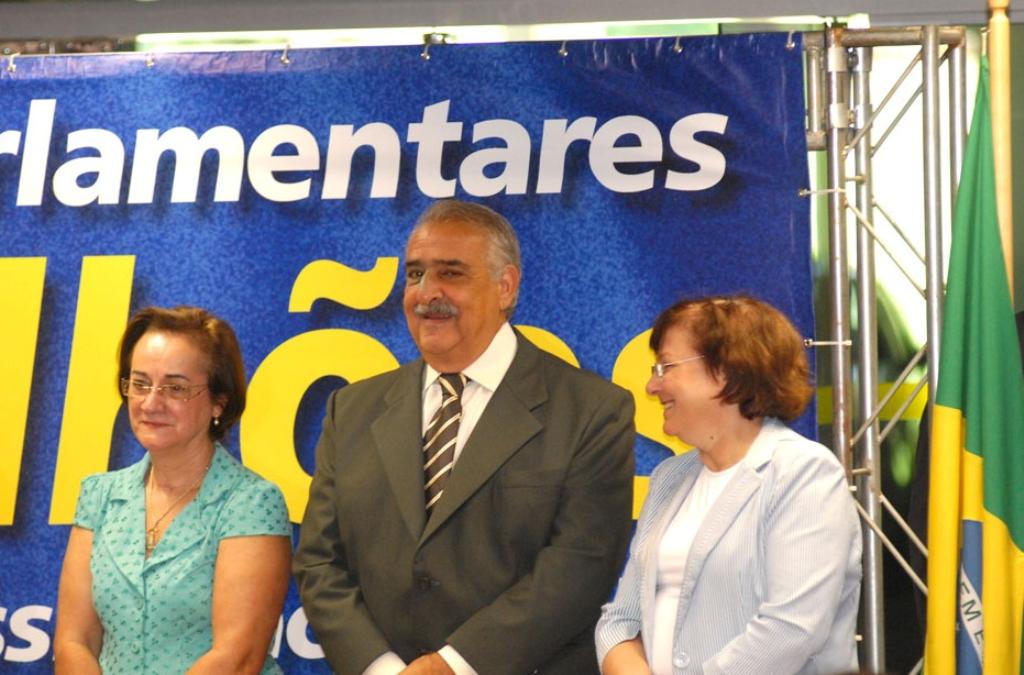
[120,378,209,402]
[651,355,704,378]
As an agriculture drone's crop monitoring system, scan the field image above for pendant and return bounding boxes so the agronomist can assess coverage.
[145,527,157,556]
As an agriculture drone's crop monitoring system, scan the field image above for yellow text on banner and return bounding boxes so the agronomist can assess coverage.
[49,255,135,524]
[0,257,47,525]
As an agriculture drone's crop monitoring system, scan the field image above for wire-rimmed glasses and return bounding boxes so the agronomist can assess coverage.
[650,354,704,378]
[120,378,209,401]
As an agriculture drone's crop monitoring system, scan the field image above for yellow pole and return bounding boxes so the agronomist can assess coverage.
[989,0,1014,301]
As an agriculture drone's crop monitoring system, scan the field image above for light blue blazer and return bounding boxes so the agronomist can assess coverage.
[595,418,862,674]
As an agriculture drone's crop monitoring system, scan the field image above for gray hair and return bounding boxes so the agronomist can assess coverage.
[412,199,522,314]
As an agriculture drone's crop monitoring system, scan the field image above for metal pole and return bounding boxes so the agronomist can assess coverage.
[825,27,853,475]
[989,0,1015,300]
[825,27,853,474]
[922,26,943,417]
[851,45,885,675]
[806,34,827,151]
[948,30,967,213]
[841,26,964,47]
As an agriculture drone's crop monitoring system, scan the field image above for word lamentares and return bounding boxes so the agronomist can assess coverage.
[1,99,729,207]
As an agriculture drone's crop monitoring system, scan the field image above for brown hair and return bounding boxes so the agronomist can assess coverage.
[649,294,813,421]
[118,306,246,441]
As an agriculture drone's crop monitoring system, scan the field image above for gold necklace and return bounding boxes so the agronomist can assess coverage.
[145,460,211,557]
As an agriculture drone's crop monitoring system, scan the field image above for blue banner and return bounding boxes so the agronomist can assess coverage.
[0,33,811,672]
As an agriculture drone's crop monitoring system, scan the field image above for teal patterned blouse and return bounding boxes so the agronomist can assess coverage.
[73,444,291,674]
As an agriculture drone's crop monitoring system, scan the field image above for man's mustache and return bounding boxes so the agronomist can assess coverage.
[413,299,460,318]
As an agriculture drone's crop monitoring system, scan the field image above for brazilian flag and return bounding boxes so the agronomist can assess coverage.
[925,56,1024,674]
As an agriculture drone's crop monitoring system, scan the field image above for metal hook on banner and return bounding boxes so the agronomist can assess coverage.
[421,32,449,61]
[672,37,683,54]
[557,41,568,58]
[145,53,155,68]
[6,52,19,73]
[803,338,853,347]
[798,187,845,198]
[280,44,291,66]
[786,31,797,50]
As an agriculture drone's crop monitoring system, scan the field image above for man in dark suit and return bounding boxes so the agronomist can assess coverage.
[294,200,635,675]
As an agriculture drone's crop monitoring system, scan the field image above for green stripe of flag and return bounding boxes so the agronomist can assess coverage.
[934,55,1024,550]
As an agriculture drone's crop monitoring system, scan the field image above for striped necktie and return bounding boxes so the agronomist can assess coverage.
[423,373,467,512]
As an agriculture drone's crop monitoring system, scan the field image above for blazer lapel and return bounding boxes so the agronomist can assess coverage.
[372,361,429,541]
[419,336,545,544]
[679,421,783,600]
[640,456,701,651]
[681,469,761,588]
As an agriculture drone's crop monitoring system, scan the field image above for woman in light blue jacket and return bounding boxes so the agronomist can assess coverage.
[596,295,861,675]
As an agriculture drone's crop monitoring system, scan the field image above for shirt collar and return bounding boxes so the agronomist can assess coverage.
[195,443,236,505]
[422,322,517,395]
[109,442,235,503]
[109,452,151,500]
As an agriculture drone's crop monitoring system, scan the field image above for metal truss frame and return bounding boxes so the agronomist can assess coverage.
[803,25,968,675]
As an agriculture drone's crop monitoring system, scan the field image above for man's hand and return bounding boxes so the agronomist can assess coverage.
[400,653,456,675]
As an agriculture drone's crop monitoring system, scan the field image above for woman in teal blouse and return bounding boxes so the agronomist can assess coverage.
[54,306,292,674]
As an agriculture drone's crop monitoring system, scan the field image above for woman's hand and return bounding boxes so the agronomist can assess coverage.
[602,636,652,675]
[54,526,103,675]
[186,535,291,675]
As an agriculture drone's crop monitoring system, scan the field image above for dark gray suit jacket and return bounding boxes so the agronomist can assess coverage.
[294,333,635,675]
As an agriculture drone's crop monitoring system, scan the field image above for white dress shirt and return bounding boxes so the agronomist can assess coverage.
[364,322,517,675]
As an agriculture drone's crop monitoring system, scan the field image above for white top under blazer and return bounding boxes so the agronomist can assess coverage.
[651,462,739,675]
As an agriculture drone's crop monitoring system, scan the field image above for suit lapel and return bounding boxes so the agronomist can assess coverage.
[419,335,545,545]
[373,361,429,541]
